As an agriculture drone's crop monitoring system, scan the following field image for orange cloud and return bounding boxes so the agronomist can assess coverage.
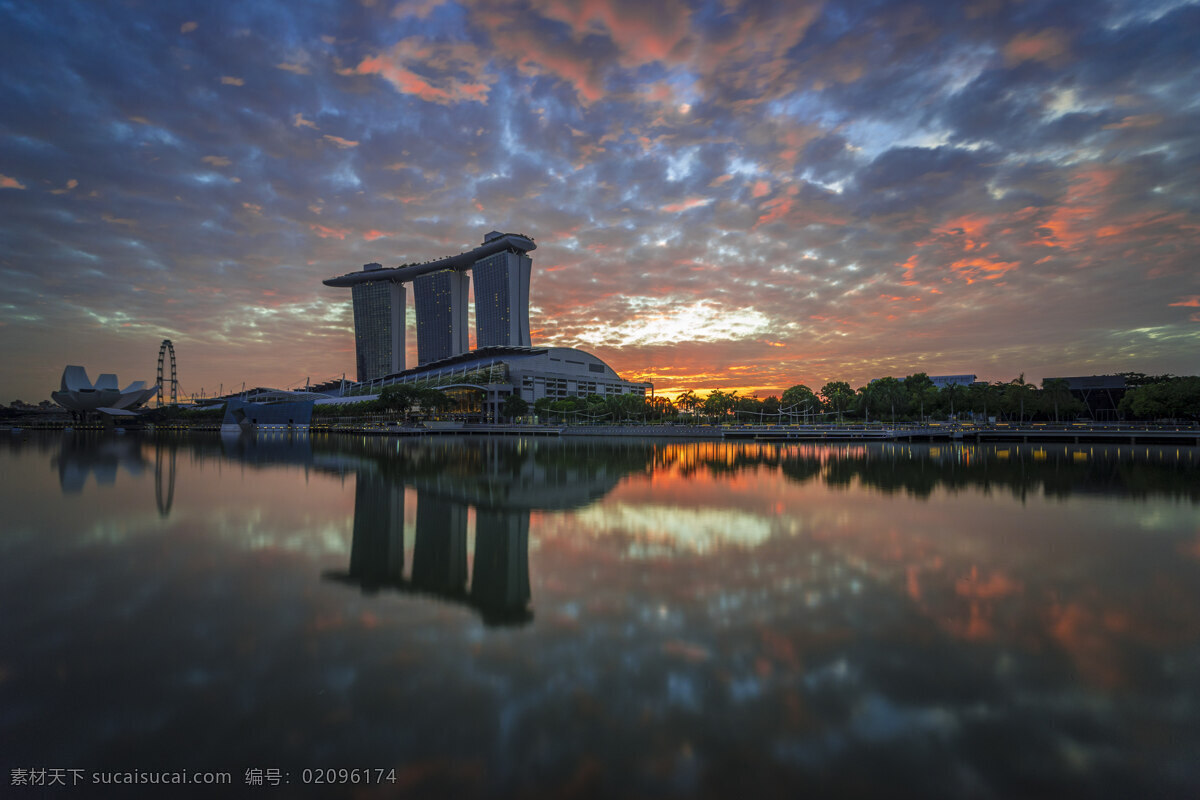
[363,230,392,241]
[1048,602,1124,688]
[0,174,27,190]
[751,180,770,198]
[1023,167,1117,251]
[356,38,492,105]
[934,214,990,242]
[531,0,692,69]
[1004,29,1070,66]
[512,39,607,103]
[687,3,821,108]
[310,223,349,239]
[661,197,712,213]
[955,568,1021,600]
[323,134,358,148]
[1103,114,1163,130]
[1169,296,1200,308]
[950,257,1019,283]
[276,62,309,75]
[293,113,318,129]
[202,155,231,167]
[220,76,245,86]
[754,196,791,228]
[180,21,198,34]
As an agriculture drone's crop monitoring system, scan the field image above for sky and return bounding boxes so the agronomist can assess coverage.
[1,0,1198,404]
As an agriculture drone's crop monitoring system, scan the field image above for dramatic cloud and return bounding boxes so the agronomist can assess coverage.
[356,38,494,104]
[1,0,1198,402]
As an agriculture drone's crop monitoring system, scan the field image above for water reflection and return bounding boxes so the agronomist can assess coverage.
[41,433,1190,502]
[4,432,1198,797]
[53,432,147,493]
[325,472,533,626]
[308,436,641,626]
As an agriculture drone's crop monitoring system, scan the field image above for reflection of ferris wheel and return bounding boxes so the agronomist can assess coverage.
[154,439,176,518]
[157,339,178,407]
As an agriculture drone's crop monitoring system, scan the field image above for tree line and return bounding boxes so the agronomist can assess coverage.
[532,372,1199,425]
[156,371,1198,425]
[316,372,1200,424]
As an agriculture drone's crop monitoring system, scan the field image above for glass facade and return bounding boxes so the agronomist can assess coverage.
[473,251,531,348]
[414,269,469,365]
[351,281,403,382]
[330,233,538,380]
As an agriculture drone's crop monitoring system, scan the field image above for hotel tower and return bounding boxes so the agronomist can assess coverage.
[324,231,535,381]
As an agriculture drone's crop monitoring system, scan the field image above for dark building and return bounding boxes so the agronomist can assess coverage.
[351,273,405,381]
[1047,375,1127,420]
[325,231,536,379]
[413,269,469,366]
[472,247,532,349]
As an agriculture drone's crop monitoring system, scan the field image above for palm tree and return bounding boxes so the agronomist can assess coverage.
[943,382,962,420]
[1041,378,1071,423]
[873,377,905,425]
[676,389,699,420]
[1006,374,1034,423]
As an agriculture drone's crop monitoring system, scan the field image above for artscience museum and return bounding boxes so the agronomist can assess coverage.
[50,366,159,414]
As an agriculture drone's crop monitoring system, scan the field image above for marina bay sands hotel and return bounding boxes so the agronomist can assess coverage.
[323,231,650,411]
[324,231,535,381]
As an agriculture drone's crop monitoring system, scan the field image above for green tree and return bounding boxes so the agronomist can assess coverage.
[904,373,936,423]
[534,396,556,422]
[646,395,674,421]
[702,389,735,423]
[1163,377,1200,420]
[1120,376,1200,420]
[379,383,420,418]
[968,382,999,421]
[872,377,906,425]
[761,395,781,420]
[736,394,764,423]
[781,384,819,423]
[819,381,853,423]
[675,389,700,419]
[942,381,964,420]
[418,387,454,417]
[605,392,645,422]
[855,384,872,422]
[1118,372,1176,389]
[1004,374,1035,423]
[502,393,529,421]
[1040,378,1073,422]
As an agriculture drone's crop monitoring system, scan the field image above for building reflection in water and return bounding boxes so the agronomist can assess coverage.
[6,428,1200,796]
[411,495,467,594]
[53,432,147,493]
[327,475,533,626]
[153,438,176,517]
[50,431,178,517]
[320,436,641,626]
[41,432,1198,634]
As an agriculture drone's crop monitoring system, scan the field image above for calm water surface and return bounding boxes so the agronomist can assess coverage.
[2,432,1199,798]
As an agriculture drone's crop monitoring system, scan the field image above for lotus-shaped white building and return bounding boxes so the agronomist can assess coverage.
[51,366,159,412]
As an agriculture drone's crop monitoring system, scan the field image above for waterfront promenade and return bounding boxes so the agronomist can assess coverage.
[722,422,1200,445]
[379,420,1200,444]
[8,420,1199,445]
